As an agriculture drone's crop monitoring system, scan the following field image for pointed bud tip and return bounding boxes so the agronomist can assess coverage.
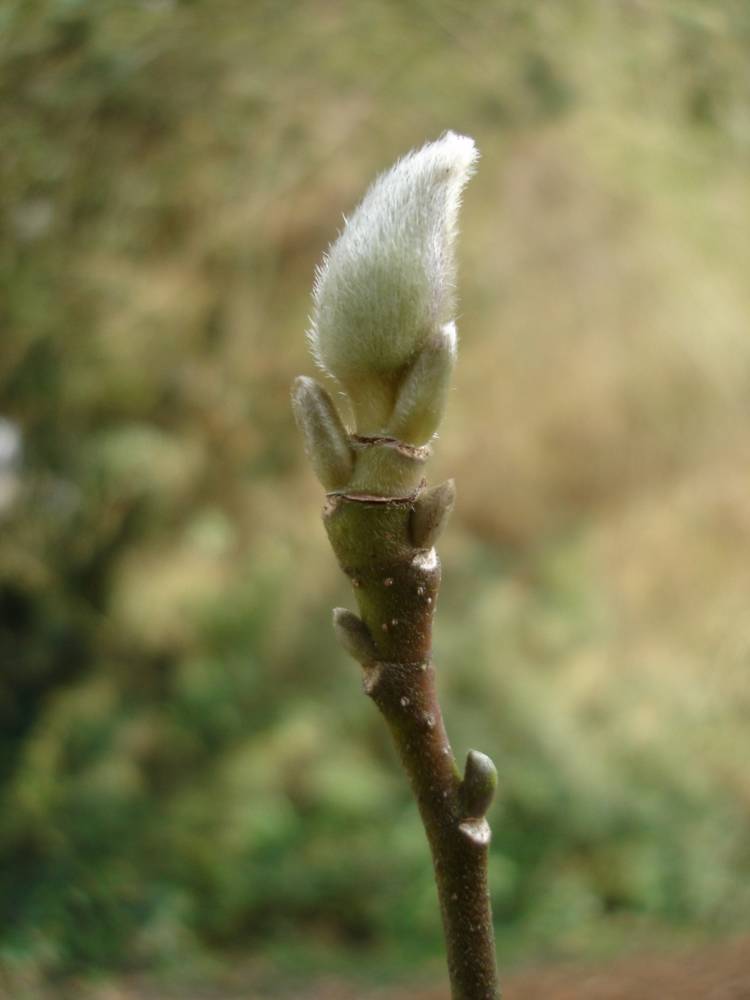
[332,607,357,627]
[291,374,315,405]
[437,478,456,507]
[435,131,479,175]
[290,375,313,423]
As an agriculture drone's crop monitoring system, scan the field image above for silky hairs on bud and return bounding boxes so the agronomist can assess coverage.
[308,132,478,434]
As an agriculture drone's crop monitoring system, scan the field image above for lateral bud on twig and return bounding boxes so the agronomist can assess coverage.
[460,749,497,819]
[332,607,378,665]
[410,479,456,549]
[291,376,353,491]
[389,323,457,445]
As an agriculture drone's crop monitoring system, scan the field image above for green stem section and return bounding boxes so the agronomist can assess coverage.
[324,493,500,1000]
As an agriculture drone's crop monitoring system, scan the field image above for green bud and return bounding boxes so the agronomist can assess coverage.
[388,323,457,445]
[410,479,455,549]
[460,749,497,819]
[291,376,353,491]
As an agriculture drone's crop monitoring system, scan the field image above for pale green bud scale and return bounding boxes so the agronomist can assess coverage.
[291,376,353,491]
[389,323,457,445]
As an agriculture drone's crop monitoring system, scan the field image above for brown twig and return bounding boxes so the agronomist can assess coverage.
[327,487,500,1000]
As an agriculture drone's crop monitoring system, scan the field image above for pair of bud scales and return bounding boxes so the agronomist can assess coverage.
[292,131,478,499]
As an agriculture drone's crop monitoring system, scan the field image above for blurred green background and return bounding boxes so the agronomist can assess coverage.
[2,0,750,995]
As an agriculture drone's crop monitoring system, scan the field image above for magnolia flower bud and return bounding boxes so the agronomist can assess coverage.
[291,376,353,491]
[308,132,478,435]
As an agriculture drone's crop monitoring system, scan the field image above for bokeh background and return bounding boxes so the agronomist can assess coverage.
[2,1,750,997]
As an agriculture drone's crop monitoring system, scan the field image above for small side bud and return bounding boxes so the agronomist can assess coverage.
[388,323,457,445]
[460,749,497,818]
[291,376,353,490]
[410,479,455,549]
[332,607,378,665]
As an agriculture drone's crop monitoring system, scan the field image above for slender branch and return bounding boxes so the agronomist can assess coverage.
[292,130,497,998]
[327,488,500,1000]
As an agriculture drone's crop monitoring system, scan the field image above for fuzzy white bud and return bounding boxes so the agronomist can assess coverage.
[308,132,478,434]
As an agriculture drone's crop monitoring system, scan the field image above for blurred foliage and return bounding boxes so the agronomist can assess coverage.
[2,0,750,991]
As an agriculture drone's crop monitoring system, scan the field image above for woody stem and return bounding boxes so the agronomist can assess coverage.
[325,493,500,1000]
